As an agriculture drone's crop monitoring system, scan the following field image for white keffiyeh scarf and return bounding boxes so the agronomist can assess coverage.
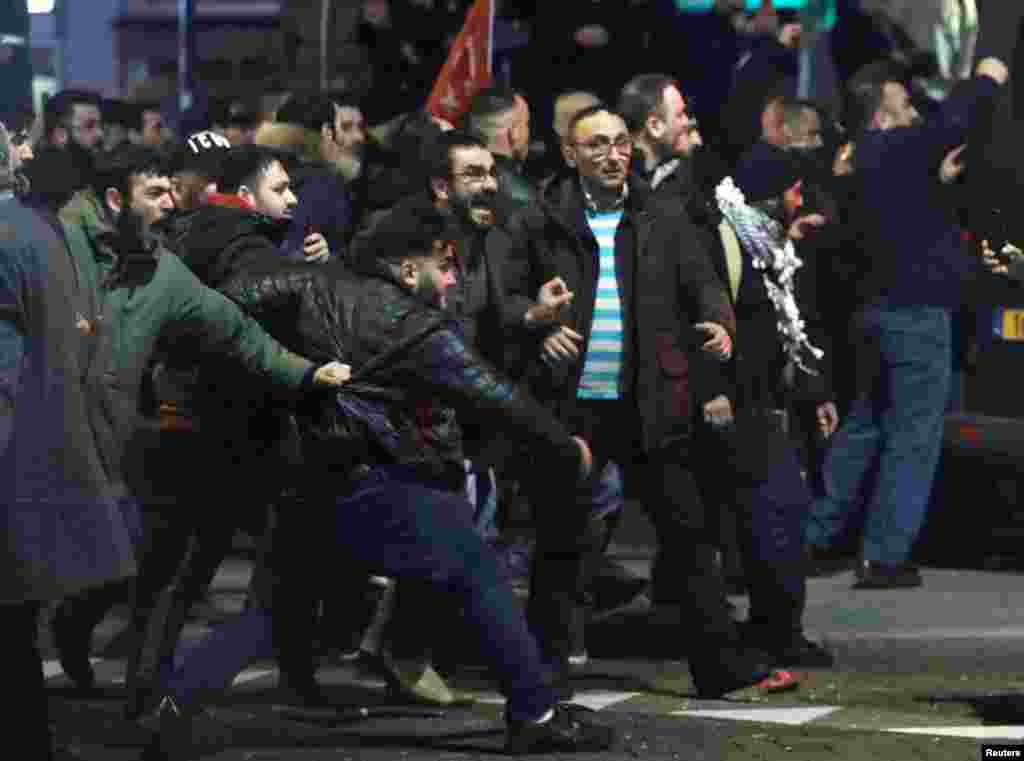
[715,177,824,377]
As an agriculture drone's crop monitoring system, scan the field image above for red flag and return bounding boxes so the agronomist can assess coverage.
[426,0,495,125]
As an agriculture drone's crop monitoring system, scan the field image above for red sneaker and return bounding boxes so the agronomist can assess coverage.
[758,669,800,693]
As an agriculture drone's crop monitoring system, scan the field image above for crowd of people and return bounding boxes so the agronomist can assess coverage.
[2,1,1021,759]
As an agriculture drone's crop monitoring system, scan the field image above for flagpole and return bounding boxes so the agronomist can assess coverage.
[486,0,495,78]
[320,0,332,93]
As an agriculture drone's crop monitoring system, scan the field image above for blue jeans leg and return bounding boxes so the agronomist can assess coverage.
[167,606,275,710]
[860,308,951,564]
[335,468,553,724]
[804,393,882,550]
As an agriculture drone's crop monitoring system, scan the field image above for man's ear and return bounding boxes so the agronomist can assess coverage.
[398,258,419,290]
[646,113,665,140]
[238,184,257,207]
[51,127,68,148]
[561,141,577,169]
[430,176,450,203]
[104,187,124,217]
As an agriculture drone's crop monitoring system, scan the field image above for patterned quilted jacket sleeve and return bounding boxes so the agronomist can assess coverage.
[380,321,584,480]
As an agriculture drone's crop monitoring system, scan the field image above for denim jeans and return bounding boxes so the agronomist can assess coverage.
[805,306,952,565]
[167,465,554,724]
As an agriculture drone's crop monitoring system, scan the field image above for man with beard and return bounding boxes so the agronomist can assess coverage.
[618,75,707,200]
[145,201,617,758]
[257,93,368,260]
[49,144,350,696]
[619,75,833,668]
[463,88,536,212]
[121,145,325,716]
[42,89,105,193]
[804,57,1009,589]
[340,131,571,703]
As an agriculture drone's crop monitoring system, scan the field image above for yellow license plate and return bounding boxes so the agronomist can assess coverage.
[998,308,1024,340]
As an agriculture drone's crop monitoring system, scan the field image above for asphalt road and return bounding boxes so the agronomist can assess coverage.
[39,502,1024,761]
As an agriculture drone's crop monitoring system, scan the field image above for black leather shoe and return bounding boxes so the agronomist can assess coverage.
[543,657,575,702]
[506,704,616,754]
[766,636,835,668]
[125,684,157,722]
[693,650,800,699]
[277,672,333,709]
[853,561,922,589]
[737,623,836,669]
[804,545,855,577]
[51,604,95,690]
[141,695,191,761]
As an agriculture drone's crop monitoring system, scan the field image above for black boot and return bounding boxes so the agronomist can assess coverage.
[506,704,617,754]
[140,694,192,761]
[50,602,96,690]
[125,587,190,721]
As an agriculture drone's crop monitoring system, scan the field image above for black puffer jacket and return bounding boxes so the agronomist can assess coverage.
[151,196,292,445]
[157,194,285,288]
[221,259,584,491]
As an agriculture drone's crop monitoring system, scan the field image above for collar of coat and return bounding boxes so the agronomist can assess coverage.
[547,174,652,244]
[60,189,160,283]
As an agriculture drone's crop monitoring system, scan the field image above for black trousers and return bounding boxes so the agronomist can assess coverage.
[2,602,47,758]
[526,398,740,674]
[123,426,276,698]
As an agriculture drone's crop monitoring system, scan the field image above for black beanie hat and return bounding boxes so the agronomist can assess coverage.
[733,141,802,203]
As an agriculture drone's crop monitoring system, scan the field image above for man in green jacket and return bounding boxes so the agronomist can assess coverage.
[50,144,349,690]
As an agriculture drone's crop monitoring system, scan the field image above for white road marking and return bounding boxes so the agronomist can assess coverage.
[673,706,841,726]
[888,726,1024,740]
[475,690,640,711]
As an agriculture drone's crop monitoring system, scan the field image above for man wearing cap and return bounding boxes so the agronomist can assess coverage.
[168,130,232,212]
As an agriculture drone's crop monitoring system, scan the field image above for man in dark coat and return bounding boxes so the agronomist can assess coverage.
[49,145,350,694]
[122,145,331,717]
[342,132,571,699]
[524,104,794,698]
[146,201,617,758]
[0,125,135,760]
[619,74,833,668]
[259,92,367,260]
[805,56,1009,589]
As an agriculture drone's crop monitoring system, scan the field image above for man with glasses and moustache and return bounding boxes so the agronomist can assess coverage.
[529,104,796,698]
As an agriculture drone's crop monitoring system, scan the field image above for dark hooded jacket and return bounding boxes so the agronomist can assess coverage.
[152,195,295,445]
[157,193,285,287]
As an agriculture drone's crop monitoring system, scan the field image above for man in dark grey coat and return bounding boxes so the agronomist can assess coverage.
[0,124,135,759]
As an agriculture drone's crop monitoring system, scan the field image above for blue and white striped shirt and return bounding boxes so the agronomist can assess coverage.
[578,209,625,400]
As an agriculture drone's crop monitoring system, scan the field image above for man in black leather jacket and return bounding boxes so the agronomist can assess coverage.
[145,200,617,757]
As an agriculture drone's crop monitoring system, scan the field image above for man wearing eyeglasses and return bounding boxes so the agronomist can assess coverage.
[530,104,798,699]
